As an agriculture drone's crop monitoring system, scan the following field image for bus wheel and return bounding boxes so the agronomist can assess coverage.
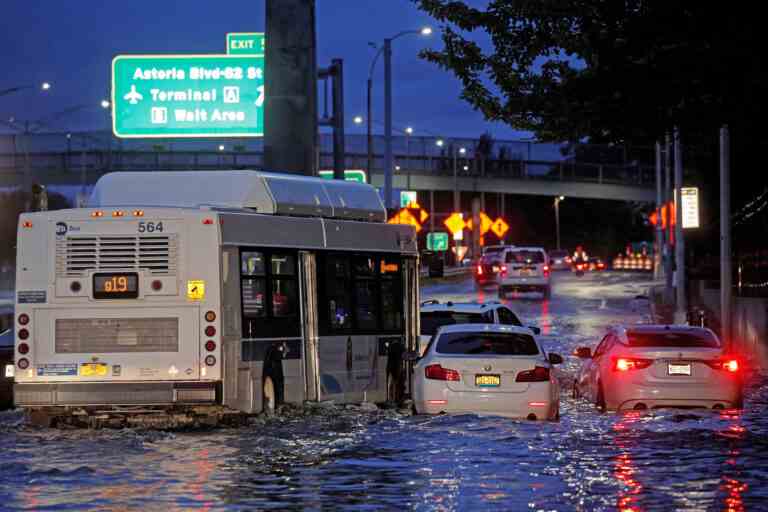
[263,375,277,414]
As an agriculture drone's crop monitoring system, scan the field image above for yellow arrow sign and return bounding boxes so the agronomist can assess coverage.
[444,212,466,235]
[467,212,494,236]
[491,217,509,239]
[388,208,422,232]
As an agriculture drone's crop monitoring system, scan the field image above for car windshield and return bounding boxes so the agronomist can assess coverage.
[0,329,12,348]
[627,330,720,348]
[550,250,568,258]
[505,251,545,264]
[420,311,485,336]
[436,332,540,355]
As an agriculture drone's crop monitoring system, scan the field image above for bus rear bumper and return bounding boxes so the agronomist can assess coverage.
[14,381,219,407]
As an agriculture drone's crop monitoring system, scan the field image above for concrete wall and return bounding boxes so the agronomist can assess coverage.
[692,280,768,370]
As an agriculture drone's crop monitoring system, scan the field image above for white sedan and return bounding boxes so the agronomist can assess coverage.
[408,324,562,420]
[574,325,744,411]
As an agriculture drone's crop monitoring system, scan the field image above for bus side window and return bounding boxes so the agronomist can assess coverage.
[325,256,352,330]
[380,257,403,331]
[241,252,266,321]
[352,255,378,331]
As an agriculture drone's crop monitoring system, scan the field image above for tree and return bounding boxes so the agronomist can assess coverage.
[414,1,766,147]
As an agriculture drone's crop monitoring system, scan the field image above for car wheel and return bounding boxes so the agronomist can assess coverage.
[596,382,607,413]
[263,375,277,414]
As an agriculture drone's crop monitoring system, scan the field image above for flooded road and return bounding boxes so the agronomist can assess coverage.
[1,272,766,511]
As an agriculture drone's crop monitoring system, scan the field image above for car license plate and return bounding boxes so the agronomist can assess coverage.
[492,266,500,272]
[80,363,108,377]
[475,374,501,387]
[519,269,531,276]
[668,362,692,376]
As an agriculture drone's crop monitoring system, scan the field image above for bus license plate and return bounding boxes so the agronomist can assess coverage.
[475,374,501,387]
[80,363,108,377]
[668,363,691,376]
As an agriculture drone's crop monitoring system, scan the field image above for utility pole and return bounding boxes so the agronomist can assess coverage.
[674,127,687,323]
[654,141,664,280]
[383,38,393,209]
[264,0,318,175]
[664,132,674,304]
[366,78,373,183]
[720,125,732,347]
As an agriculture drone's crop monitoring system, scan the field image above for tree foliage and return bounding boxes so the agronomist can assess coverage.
[414,1,765,145]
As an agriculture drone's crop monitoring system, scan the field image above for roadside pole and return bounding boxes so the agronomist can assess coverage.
[674,128,687,323]
[664,132,674,304]
[654,141,664,280]
[720,125,732,348]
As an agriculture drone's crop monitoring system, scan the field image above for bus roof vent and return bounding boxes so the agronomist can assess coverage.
[89,171,386,222]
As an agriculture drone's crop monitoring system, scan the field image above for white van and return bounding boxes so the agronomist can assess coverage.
[498,247,551,299]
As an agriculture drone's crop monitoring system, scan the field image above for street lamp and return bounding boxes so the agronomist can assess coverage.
[353,115,363,125]
[366,26,432,209]
[100,100,110,109]
[0,82,52,97]
[554,196,565,250]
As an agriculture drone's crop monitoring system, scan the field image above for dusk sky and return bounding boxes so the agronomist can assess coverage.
[2,0,529,141]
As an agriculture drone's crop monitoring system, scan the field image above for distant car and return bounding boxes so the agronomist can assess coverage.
[408,324,562,420]
[498,247,551,299]
[419,301,540,356]
[548,250,571,271]
[588,257,606,271]
[0,329,13,409]
[573,325,743,411]
[474,253,506,288]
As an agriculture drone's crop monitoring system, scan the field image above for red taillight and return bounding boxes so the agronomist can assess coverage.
[18,343,29,355]
[202,218,214,225]
[205,326,216,337]
[528,401,548,407]
[706,359,740,373]
[205,340,216,352]
[501,265,507,273]
[613,357,652,372]
[543,265,550,276]
[516,366,550,382]
[476,265,483,276]
[151,280,163,291]
[425,364,461,381]
[18,329,29,340]
[18,314,29,326]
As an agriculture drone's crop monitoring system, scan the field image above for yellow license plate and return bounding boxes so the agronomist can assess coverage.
[80,363,108,377]
[475,374,501,387]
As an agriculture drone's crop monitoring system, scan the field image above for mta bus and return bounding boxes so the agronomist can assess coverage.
[12,171,419,417]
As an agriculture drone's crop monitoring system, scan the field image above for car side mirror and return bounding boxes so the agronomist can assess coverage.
[574,347,592,359]
[528,325,541,335]
[402,350,420,362]
[548,353,563,365]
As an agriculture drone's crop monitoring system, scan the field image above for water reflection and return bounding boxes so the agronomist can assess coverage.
[612,411,645,512]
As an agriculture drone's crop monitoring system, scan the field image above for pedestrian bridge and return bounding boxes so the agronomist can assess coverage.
[0,150,655,202]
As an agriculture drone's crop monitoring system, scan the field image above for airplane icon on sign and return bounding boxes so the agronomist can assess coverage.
[123,85,143,105]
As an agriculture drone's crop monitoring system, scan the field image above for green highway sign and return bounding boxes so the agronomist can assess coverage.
[111,54,265,138]
[427,232,449,252]
[318,170,367,183]
[227,33,265,55]
[400,190,418,208]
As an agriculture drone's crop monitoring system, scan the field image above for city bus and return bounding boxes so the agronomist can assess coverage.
[12,171,419,418]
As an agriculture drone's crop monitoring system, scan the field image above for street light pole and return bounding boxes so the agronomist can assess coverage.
[673,127,687,323]
[366,77,373,183]
[554,196,564,250]
[384,37,394,209]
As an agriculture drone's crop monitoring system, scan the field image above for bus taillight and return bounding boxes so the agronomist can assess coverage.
[18,343,29,355]
[204,326,216,337]
[205,311,217,322]
[205,340,216,352]
[204,355,216,366]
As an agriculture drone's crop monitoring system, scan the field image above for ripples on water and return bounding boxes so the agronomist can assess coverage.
[0,380,766,511]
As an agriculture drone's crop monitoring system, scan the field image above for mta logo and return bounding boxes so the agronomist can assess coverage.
[55,222,68,236]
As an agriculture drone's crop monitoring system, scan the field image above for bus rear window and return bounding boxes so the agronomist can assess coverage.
[627,331,720,348]
[436,332,539,355]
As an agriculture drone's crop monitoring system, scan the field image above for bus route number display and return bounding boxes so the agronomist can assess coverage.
[93,273,139,299]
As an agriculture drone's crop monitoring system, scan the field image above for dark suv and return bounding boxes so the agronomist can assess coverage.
[474,253,506,288]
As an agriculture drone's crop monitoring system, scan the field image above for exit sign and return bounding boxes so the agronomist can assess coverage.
[226,33,265,55]
[427,232,449,251]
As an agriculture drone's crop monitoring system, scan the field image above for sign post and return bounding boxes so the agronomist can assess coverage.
[680,187,700,229]
[111,54,265,138]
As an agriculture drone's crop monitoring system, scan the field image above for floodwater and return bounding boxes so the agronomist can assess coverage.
[1,272,766,511]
